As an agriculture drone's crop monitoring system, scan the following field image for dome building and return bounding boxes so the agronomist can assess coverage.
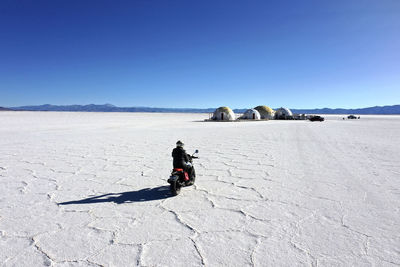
[240,109,260,120]
[275,107,293,120]
[254,106,275,119]
[211,106,236,121]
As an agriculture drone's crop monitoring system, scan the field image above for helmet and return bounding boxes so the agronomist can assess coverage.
[176,140,184,147]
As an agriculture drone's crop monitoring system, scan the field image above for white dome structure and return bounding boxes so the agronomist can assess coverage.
[212,107,235,121]
[240,109,260,120]
[254,105,275,119]
[275,107,293,119]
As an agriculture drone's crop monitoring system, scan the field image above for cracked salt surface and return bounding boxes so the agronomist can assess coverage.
[1,112,400,266]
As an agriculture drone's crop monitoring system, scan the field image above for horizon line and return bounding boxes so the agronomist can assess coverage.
[3,103,400,110]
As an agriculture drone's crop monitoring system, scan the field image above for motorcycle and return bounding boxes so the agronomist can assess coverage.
[168,150,199,196]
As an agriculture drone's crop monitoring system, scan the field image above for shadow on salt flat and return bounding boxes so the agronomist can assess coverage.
[57,185,172,205]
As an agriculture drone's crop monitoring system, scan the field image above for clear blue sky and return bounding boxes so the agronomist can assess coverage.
[1,0,399,109]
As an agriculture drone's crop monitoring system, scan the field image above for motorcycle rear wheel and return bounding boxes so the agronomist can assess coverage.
[170,179,182,196]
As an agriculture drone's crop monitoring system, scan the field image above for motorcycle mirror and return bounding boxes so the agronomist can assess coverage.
[195,149,199,154]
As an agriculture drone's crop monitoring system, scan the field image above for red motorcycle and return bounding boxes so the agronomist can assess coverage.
[168,150,198,196]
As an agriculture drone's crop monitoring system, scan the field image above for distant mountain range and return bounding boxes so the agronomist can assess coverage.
[3,104,400,114]
[7,104,216,113]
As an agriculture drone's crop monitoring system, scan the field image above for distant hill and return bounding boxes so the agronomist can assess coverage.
[0,107,11,111]
[8,104,400,114]
[290,105,400,115]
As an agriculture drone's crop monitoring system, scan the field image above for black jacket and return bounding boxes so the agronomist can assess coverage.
[172,147,189,168]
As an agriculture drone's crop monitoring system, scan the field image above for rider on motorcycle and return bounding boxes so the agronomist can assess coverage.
[172,140,195,182]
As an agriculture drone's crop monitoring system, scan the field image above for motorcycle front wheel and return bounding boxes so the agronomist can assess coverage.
[188,168,196,185]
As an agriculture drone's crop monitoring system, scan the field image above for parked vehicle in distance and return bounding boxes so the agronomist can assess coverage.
[347,115,358,119]
[309,115,325,122]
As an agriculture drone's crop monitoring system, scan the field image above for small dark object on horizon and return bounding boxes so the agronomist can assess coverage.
[309,115,325,122]
[347,115,358,119]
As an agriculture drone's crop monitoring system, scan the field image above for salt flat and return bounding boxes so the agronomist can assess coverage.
[0,112,399,267]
